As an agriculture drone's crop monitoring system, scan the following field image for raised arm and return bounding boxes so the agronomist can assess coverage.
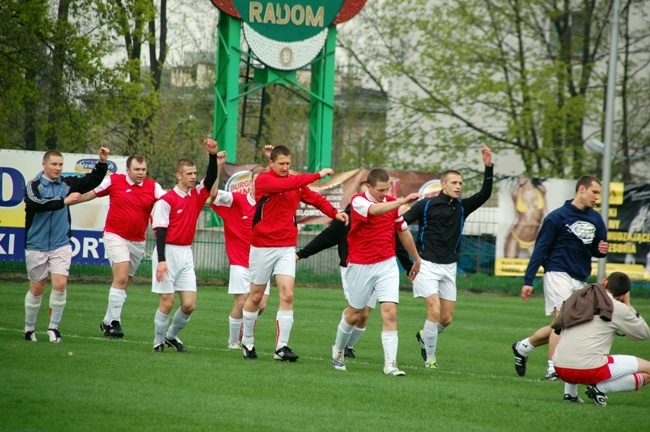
[210,150,227,197]
[64,147,110,194]
[369,193,420,216]
[203,139,218,191]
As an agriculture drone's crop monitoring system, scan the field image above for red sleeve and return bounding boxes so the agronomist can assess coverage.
[256,172,321,195]
[300,186,339,219]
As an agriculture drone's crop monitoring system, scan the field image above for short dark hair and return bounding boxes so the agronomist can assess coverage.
[366,169,389,186]
[127,155,145,169]
[175,158,195,173]
[251,166,266,179]
[441,170,462,183]
[270,145,291,161]
[607,272,631,297]
[575,175,601,192]
[43,150,63,162]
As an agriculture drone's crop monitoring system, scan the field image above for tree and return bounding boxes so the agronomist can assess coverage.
[0,0,123,152]
[338,0,650,180]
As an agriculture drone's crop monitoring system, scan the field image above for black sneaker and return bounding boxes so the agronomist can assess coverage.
[344,347,356,359]
[153,343,165,353]
[24,331,37,342]
[100,322,110,336]
[100,321,125,338]
[585,385,607,406]
[274,346,299,362]
[242,344,258,360]
[563,394,584,403]
[512,342,527,377]
[546,370,559,381]
[164,336,189,352]
[416,331,426,361]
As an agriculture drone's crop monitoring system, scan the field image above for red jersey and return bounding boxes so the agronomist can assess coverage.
[252,170,339,247]
[347,192,407,265]
[151,181,210,246]
[94,174,165,241]
[210,191,255,267]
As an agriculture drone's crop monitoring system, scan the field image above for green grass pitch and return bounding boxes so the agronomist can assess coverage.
[1,281,649,431]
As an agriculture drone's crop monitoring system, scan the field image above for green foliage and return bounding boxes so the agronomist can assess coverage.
[1,283,649,431]
[0,0,124,152]
[340,0,650,179]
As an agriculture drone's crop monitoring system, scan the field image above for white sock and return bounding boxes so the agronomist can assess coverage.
[564,383,578,397]
[598,373,644,393]
[48,290,67,329]
[547,360,555,371]
[347,326,366,349]
[104,287,126,324]
[517,337,535,355]
[24,292,43,331]
[437,323,447,334]
[423,320,438,361]
[276,310,294,349]
[241,310,259,347]
[381,331,399,365]
[154,309,169,345]
[166,309,191,339]
[334,317,354,352]
[229,316,243,344]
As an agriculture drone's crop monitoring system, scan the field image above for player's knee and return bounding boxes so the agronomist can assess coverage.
[181,304,195,315]
[51,279,67,292]
[279,291,294,305]
[159,297,174,314]
[112,275,129,288]
[440,316,453,327]
[29,281,47,296]
[427,310,441,322]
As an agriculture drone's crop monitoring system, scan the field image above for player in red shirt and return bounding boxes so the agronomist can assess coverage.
[331,168,421,375]
[79,155,165,338]
[210,151,269,349]
[149,139,218,352]
[241,145,349,361]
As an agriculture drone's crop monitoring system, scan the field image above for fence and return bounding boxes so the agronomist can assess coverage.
[3,206,648,296]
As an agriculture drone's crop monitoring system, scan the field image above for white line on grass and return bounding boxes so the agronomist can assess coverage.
[1,326,548,383]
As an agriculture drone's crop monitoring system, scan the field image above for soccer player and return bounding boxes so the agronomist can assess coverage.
[331,169,421,375]
[403,145,493,369]
[241,145,348,361]
[23,147,110,342]
[552,272,650,406]
[210,151,269,349]
[512,176,609,379]
[78,155,165,338]
[150,138,218,352]
[296,180,414,359]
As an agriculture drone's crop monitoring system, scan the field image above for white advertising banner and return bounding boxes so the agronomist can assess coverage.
[0,149,128,265]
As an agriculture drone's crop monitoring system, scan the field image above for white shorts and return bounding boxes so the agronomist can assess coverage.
[25,245,72,281]
[345,258,399,310]
[249,246,295,285]
[340,266,377,309]
[412,260,457,301]
[229,265,271,296]
[151,245,196,294]
[104,232,146,276]
[543,271,585,315]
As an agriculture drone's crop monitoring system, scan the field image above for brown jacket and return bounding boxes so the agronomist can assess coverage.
[551,283,614,334]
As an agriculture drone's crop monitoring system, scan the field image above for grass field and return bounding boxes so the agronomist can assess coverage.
[1,281,649,431]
